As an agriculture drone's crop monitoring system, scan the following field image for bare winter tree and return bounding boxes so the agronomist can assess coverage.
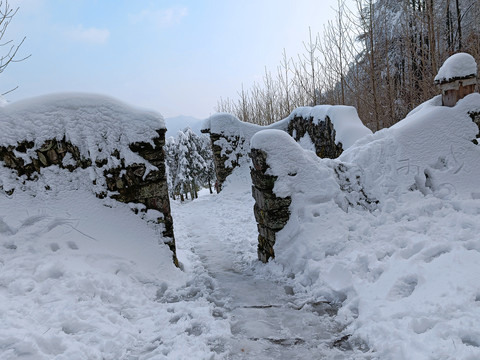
[217,0,480,131]
[0,0,29,95]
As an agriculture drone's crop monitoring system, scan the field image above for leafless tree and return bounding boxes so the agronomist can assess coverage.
[0,0,29,95]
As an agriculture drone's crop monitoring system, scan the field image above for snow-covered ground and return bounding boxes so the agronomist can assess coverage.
[0,166,362,359]
[172,169,355,359]
[2,89,480,359]
[0,188,231,360]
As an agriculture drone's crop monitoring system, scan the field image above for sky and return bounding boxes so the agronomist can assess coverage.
[2,0,344,119]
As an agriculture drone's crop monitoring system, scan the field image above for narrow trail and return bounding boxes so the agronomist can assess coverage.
[171,175,344,359]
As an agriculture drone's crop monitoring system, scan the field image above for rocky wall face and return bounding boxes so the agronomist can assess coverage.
[287,115,343,159]
[470,111,480,144]
[204,132,245,192]
[250,148,291,262]
[204,114,344,262]
[0,129,178,266]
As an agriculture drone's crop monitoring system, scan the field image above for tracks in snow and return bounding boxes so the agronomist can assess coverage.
[171,186,343,359]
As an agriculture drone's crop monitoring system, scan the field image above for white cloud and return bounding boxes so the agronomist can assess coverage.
[68,26,110,45]
[130,6,188,28]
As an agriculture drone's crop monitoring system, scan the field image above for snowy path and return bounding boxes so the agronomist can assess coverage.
[171,177,344,359]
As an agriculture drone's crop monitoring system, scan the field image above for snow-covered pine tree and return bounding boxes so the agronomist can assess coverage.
[175,130,192,201]
[164,137,178,200]
[164,127,216,201]
[198,134,216,194]
[183,128,207,199]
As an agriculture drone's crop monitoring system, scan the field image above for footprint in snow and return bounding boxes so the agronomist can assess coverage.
[67,241,79,250]
[387,275,418,300]
[0,218,14,235]
[50,243,60,252]
[421,245,451,263]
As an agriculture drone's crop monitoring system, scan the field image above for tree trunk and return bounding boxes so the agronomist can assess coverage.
[455,0,462,51]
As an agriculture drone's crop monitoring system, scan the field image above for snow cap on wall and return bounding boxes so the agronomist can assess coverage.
[203,105,371,151]
[0,92,165,146]
[0,93,166,167]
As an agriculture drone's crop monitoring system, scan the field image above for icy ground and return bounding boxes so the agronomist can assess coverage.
[3,165,480,359]
[172,170,355,359]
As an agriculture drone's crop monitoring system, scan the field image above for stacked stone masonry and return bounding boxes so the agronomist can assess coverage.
[201,130,246,192]
[470,111,480,144]
[0,129,178,266]
[286,115,343,159]
[204,113,344,262]
[250,148,291,263]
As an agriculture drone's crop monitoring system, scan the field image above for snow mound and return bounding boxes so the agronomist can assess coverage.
[0,93,165,169]
[0,189,230,359]
[201,112,273,139]
[434,52,477,83]
[341,93,480,200]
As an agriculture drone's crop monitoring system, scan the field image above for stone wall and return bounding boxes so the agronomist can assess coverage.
[202,131,246,192]
[203,108,370,262]
[470,111,480,144]
[0,129,178,266]
[250,148,291,262]
[202,110,350,192]
[287,115,343,159]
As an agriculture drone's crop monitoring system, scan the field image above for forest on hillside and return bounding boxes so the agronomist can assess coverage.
[216,0,480,130]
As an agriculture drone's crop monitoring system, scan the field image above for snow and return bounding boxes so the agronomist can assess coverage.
[434,52,477,83]
[2,90,480,359]
[202,105,371,153]
[287,105,372,149]
[249,92,480,359]
[0,93,230,359]
[171,167,351,359]
[0,189,233,359]
[0,93,165,171]
[342,93,480,200]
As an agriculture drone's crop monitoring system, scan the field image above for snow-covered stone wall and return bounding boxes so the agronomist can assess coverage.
[250,94,480,263]
[250,131,377,262]
[249,94,480,358]
[0,93,178,265]
[201,106,371,191]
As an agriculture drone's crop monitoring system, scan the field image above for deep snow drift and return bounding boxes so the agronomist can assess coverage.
[2,90,480,359]
[250,93,480,359]
[0,93,228,359]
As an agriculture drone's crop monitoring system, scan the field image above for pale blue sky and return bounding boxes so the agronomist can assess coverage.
[3,0,342,118]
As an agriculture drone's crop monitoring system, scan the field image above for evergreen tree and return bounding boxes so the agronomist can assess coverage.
[164,127,216,201]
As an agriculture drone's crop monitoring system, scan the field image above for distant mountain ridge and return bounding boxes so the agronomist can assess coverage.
[164,115,205,139]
